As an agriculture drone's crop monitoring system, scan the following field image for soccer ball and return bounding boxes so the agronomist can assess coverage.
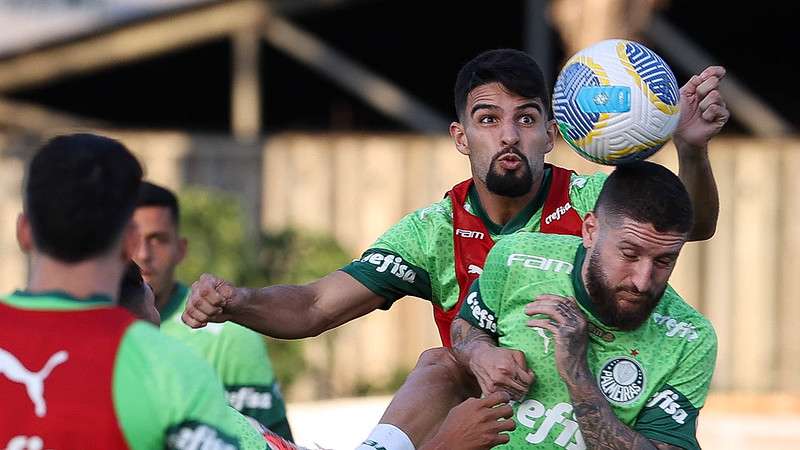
[552,39,681,165]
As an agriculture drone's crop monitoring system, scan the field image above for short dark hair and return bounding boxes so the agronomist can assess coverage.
[454,49,550,120]
[595,161,693,234]
[119,260,146,313]
[137,181,180,225]
[25,133,143,262]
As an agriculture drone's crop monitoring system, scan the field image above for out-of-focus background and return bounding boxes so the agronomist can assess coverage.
[0,0,798,448]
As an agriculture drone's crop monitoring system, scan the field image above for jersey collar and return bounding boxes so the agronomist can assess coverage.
[159,282,189,321]
[466,166,552,236]
[2,290,114,310]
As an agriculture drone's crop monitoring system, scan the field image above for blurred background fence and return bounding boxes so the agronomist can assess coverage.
[2,131,799,400]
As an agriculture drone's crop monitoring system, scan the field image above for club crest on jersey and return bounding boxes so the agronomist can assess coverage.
[597,357,646,405]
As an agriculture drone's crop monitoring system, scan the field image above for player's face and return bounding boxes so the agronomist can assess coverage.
[453,82,556,197]
[132,206,186,301]
[585,217,686,330]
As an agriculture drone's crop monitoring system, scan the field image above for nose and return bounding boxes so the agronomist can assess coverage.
[629,260,654,294]
[500,120,520,148]
[135,239,150,264]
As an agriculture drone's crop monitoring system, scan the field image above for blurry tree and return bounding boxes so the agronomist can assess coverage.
[176,187,352,394]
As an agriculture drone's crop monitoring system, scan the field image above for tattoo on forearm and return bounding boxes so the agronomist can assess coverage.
[569,379,658,450]
[451,318,495,365]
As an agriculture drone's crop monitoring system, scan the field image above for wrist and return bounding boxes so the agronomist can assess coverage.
[225,286,250,317]
[673,136,709,160]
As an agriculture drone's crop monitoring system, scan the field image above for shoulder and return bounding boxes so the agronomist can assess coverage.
[568,171,609,214]
[119,321,222,380]
[651,288,717,350]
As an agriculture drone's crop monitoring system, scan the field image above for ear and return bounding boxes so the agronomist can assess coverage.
[176,237,188,265]
[450,121,469,156]
[582,211,598,248]
[16,213,33,253]
[121,221,140,261]
[544,119,558,155]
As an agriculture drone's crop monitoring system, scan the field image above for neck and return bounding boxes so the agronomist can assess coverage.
[27,252,124,302]
[472,175,542,226]
[155,280,177,311]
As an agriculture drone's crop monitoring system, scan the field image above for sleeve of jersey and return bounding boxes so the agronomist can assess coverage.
[568,171,608,218]
[456,239,512,339]
[218,324,288,430]
[113,322,267,450]
[339,211,433,309]
[633,324,718,450]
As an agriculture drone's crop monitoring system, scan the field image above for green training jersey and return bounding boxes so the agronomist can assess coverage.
[458,233,717,450]
[341,169,608,311]
[0,292,266,450]
[160,283,289,436]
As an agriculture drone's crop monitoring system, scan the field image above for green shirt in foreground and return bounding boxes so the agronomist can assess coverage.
[1,292,266,450]
[159,283,289,436]
[459,233,717,450]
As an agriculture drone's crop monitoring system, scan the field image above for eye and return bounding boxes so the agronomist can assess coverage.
[655,257,675,268]
[518,115,534,125]
[479,115,497,124]
[620,249,638,260]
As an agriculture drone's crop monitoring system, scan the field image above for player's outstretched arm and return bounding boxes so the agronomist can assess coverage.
[673,65,729,241]
[450,317,533,400]
[182,271,386,339]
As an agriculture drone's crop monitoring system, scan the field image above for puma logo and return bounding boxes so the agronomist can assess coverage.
[0,348,68,417]
[467,264,483,275]
[533,327,551,354]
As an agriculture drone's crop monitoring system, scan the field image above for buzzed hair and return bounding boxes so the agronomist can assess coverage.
[595,161,693,234]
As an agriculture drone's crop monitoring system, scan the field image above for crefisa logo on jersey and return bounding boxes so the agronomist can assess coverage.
[597,356,646,405]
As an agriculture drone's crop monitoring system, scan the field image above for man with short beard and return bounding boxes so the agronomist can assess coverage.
[183,49,727,450]
[455,161,716,450]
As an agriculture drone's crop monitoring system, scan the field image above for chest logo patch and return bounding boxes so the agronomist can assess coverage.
[598,356,645,405]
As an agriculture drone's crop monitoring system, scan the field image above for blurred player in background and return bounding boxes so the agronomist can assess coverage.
[0,133,264,449]
[118,260,160,326]
[134,181,293,441]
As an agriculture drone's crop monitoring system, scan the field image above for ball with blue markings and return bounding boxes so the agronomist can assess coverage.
[552,39,681,165]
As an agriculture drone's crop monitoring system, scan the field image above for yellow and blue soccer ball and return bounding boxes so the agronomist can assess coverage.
[553,39,681,165]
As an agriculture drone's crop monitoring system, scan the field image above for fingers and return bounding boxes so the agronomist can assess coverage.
[510,351,534,385]
[702,104,729,124]
[527,319,558,335]
[181,310,206,329]
[695,75,722,100]
[182,273,229,328]
[480,390,511,408]
[680,66,725,96]
[699,65,726,82]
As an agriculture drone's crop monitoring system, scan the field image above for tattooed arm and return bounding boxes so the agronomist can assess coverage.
[526,295,684,450]
[450,317,534,400]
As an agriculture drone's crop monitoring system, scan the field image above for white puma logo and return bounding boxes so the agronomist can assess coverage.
[533,327,551,354]
[467,265,483,275]
[0,348,68,417]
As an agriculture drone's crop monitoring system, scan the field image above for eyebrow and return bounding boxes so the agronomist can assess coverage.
[470,101,543,116]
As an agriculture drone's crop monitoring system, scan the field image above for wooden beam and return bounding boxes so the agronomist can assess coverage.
[0,0,268,92]
[231,25,262,142]
[644,15,794,136]
[262,15,450,133]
